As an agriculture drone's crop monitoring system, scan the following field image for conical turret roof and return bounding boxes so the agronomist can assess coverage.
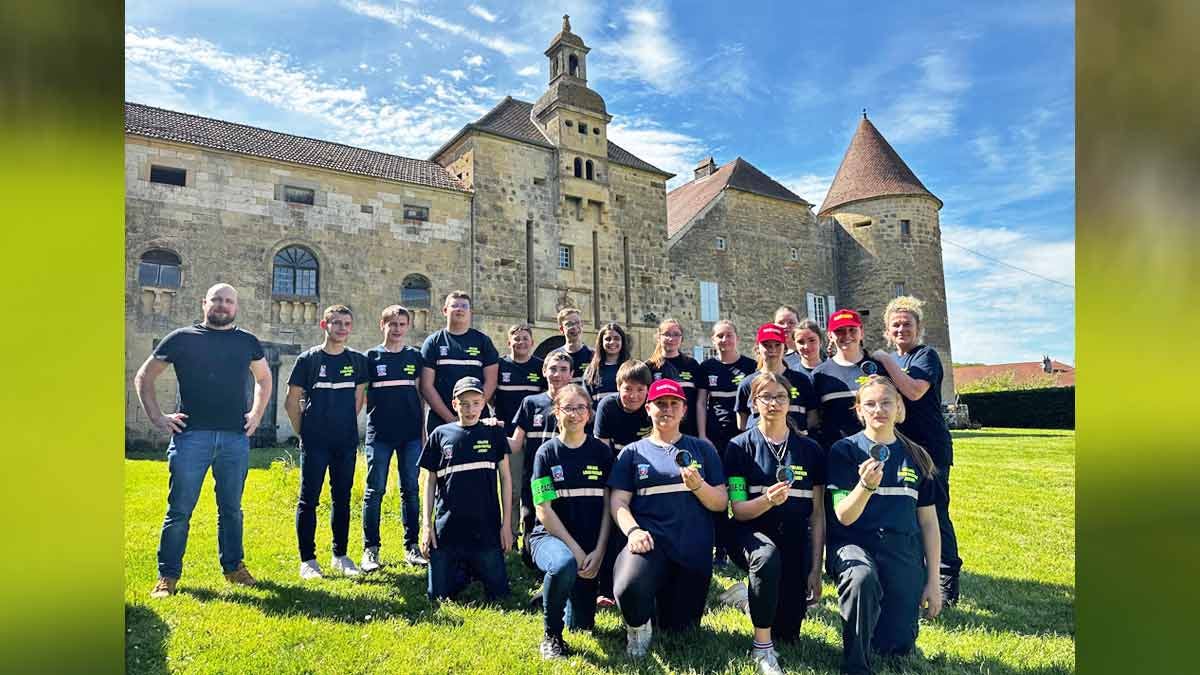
[818,115,941,216]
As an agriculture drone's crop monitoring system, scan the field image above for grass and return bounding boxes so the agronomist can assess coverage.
[125,428,1075,674]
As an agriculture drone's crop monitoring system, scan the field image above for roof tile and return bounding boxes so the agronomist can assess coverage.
[818,116,941,215]
[666,157,806,238]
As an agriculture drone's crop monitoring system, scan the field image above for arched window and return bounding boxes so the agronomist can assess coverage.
[138,249,182,288]
[401,274,431,308]
[568,54,579,77]
[585,160,594,180]
[272,246,319,298]
[573,158,583,178]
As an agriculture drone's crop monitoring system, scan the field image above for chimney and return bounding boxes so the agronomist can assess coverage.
[694,157,717,180]
[1042,355,1052,373]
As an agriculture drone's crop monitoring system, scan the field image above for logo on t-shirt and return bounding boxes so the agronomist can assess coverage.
[653,373,663,381]
[472,439,492,454]
[403,364,416,375]
[339,364,355,377]
[789,386,800,398]
[466,346,481,356]
[898,466,918,483]
[637,463,650,480]
[533,413,544,427]
[551,465,565,481]
[501,372,511,383]
[527,373,541,382]
[319,364,327,378]
[679,371,693,381]
[583,465,603,481]
[376,364,387,377]
[708,375,719,387]
[441,443,454,460]
[733,373,746,384]
[439,345,449,356]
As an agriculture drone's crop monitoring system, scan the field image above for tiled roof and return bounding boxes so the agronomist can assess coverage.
[430,97,672,177]
[666,157,807,238]
[954,361,1076,389]
[125,102,470,193]
[818,115,941,216]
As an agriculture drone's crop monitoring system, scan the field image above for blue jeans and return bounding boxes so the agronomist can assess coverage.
[532,536,599,634]
[427,545,509,601]
[295,440,357,561]
[157,430,250,579]
[362,438,422,549]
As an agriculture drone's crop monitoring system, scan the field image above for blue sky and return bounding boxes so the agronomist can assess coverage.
[125,0,1075,366]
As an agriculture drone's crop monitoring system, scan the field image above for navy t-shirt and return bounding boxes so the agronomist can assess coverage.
[608,435,725,572]
[584,361,621,403]
[724,426,826,540]
[528,436,614,552]
[364,345,424,444]
[150,324,265,432]
[734,368,818,435]
[812,355,884,447]
[494,356,545,429]
[552,344,594,384]
[287,347,369,446]
[784,351,802,372]
[650,354,705,436]
[700,355,757,450]
[421,328,500,431]
[418,421,510,551]
[825,432,940,545]
[593,393,652,452]
[893,345,954,467]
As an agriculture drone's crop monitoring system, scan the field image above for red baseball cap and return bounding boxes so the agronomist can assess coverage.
[828,308,863,331]
[756,323,787,344]
[647,378,686,402]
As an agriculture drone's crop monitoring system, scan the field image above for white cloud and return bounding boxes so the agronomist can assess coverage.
[340,0,530,57]
[872,49,971,144]
[516,65,540,78]
[467,4,498,23]
[597,5,686,93]
[779,173,834,209]
[463,53,485,68]
[442,68,466,81]
[606,117,706,190]
[124,27,491,158]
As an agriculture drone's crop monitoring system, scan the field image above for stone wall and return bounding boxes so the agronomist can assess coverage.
[126,137,473,444]
[828,195,955,399]
[667,188,838,357]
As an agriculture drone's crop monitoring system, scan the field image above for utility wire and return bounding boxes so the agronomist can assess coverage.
[942,238,1075,289]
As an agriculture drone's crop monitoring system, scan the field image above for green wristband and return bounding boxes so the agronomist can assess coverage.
[728,476,748,502]
[531,476,557,505]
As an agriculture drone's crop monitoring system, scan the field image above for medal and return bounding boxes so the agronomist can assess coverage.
[860,360,879,376]
[673,448,694,468]
[868,442,890,462]
[775,465,795,484]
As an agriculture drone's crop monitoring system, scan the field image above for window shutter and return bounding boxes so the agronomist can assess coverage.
[693,346,706,361]
[806,292,817,320]
[826,295,837,313]
[700,282,719,322]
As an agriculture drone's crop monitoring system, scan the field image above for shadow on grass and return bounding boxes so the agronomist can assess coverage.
[941,571,1075,637]
[950,431,1069,439]
[125,603,169,675]
[126,446,289,470]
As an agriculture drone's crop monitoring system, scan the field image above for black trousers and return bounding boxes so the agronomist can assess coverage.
[831,533,926,675]
[728,527,812,642]
[613,546,712,631]
[936,466,963,577]
[296,440,357,561]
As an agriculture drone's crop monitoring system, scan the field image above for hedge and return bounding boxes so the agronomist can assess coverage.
[957,387,1075,429]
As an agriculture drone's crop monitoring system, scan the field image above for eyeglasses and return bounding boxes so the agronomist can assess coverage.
[557,405,589,415]
[756,394,790,406]
[662,332,682,338]
[562,320,582,328]
[860,400,897,412]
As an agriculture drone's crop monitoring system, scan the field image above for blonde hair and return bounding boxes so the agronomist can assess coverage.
[556,307,582,326]
[853,375,936,478]
[648,318,682,369]
[882,296,925,347]
[380,304,410,323]
[507,323,533,338]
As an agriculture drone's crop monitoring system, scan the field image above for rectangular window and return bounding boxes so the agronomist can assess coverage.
[900,219,911,237]
[715,236,727,251]
[578,122,588,135]
[894,282,906,297]
[790,247,799,261]
[361,204,374,214]
[272,266,294,295]
[700,281,719,322]
[403,205,429,222]
[137,262,160,286]
[283,186,314,205]
[558,244,573,270]
[150,165,187,187]
[295,269,318,297]
[807,293,829,330]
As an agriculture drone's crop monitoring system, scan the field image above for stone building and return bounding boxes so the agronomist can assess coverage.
[123,17,952,446]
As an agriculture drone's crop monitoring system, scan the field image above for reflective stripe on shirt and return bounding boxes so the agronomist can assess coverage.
[554,487,606,498]
[636,483,693,497]
[437,358,483,367]
[820,391,856,403]
[313,381,357,390]
[436,460,497,478]
[371,379,416,388]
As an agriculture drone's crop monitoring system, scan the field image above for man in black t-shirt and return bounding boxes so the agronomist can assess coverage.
[493,323,545,539]
[551,307,593,384]
[134,283,272,598]
[419,291,500,435]
[285,304,369,580]
[361,305,427,571]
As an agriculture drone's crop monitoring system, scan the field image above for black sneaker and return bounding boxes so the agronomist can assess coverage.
[940,573,960,606]
[539,633,567,660]
[404,545,429,567]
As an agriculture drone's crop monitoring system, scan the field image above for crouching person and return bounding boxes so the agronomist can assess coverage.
[420,377,514,601]
[528,384,613,659]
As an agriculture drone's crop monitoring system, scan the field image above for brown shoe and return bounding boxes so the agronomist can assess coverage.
[224,562,257,587]
[150,577,178,598]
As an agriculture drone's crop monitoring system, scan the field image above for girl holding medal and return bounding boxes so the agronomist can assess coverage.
[724,372,826,675]
[607,379,727,658]
[811,308,884,448]
[826,375,943,674]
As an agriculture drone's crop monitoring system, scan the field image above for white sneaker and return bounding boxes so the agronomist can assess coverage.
[751,647,784,675]
[626,621,652,658]
[719,581,748,607]
[361,547,381,573]
[331,555,362,577]
[299,559,323,580]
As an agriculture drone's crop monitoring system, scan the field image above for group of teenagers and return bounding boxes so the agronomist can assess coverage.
[136,283,962,675]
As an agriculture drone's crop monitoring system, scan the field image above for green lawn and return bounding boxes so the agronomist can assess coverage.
[125,428,1075,674]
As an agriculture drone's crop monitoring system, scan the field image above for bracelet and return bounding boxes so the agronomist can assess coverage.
[859,480,877,493]
[626,526,644,537]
